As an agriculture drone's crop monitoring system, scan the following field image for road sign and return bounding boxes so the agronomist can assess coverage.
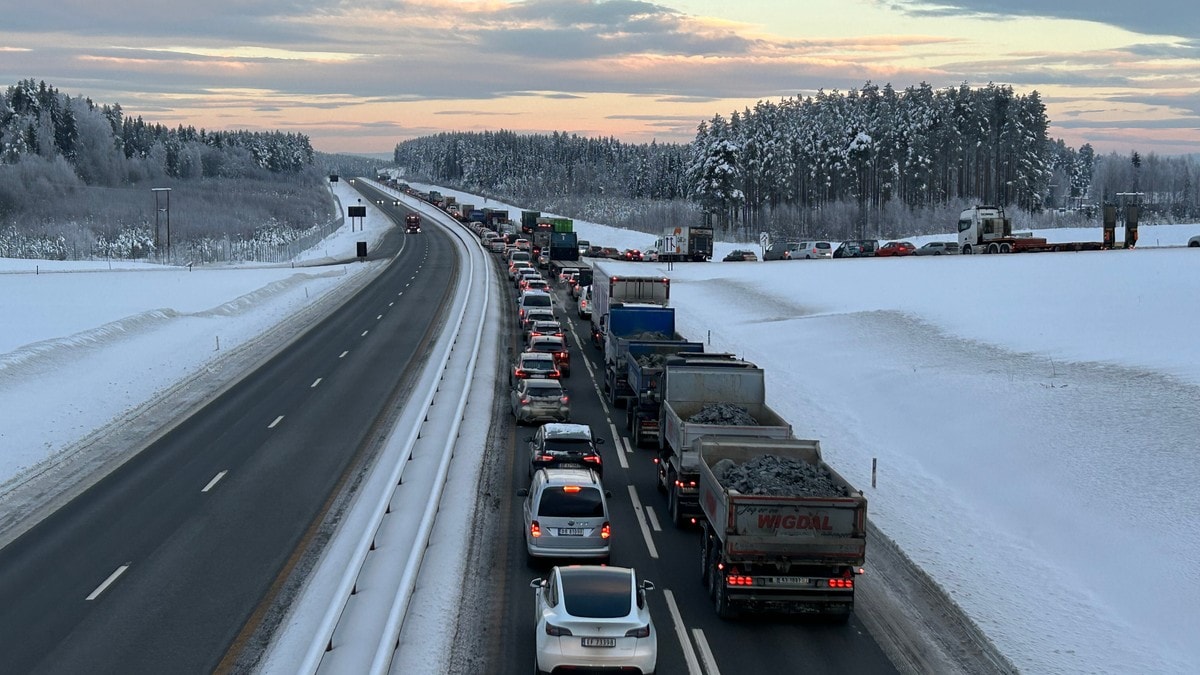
[759,231,769,248]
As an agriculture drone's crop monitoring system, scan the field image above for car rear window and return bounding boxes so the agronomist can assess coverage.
[526,383,561,397]
[538,487,605,517]
[816,242,831,249]
[523,294,552,308]
[544,437,592,452]
[559,569,630,618]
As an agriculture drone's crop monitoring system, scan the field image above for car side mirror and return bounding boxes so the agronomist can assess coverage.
[517,488,529,497]
[529,578,546,589]
[641,580,655,591]
[604,490,613,498]
[525,436,535,442]
[594,438,605,445]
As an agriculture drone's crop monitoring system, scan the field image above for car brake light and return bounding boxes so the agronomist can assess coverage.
[560,396,569,404]
[537,453,555,462]
[625,625,650,638]
[521,397,531,405]
[545,622,572,637]
[600,522,610,539]
[556,352,568,359]
[514,369,526,378]
[583,454,601,465]
[530,521,541,538]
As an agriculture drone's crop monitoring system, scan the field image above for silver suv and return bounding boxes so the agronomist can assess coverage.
[519,467,611,563]
[511,377,570,425]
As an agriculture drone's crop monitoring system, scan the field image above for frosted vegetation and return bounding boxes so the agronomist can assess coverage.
[395,82,1200,243]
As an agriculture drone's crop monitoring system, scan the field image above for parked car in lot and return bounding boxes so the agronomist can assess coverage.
[511,378,570,425]
[597,247,622,260]
[529,565,657,674]
[913,241,960,256]
[877,241,917,257]
[793,241,833,259]
[527,335,571,377]
[763,242,800,260]
[723,249,758,262]
[512,351,560,383]
[643,248,660,262]
[526,423,604,477]
[833,239,879,258]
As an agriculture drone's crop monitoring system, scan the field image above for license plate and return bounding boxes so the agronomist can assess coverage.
[581,637,616,648]
[755,576,809,586]
[558,528,585,536]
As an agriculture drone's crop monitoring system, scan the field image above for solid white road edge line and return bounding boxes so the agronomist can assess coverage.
[361,330,369,337]
[201,470,228,493]
[86,564,130,601]
[626,485,659,560]
[646,505,663,532]
[691,628,722,675]
[268,415,284,429]
[339,351,349,358]
[311,378,322,388]
[663,589,703,675]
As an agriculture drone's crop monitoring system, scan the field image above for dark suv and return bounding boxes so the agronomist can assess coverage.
[527,423,605,477]
[834,239,879,258]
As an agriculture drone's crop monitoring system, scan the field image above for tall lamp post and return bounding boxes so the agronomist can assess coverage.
[152,187,171,263]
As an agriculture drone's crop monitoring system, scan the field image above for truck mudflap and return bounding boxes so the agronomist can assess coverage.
[724,583,854,617]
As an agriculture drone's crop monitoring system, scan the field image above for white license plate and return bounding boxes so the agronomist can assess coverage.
[756,576,809,586]
[558,528,585,536]
[581,637,616,648]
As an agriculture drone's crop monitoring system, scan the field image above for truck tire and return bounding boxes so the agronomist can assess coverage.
[713,571,736,620]
[699,530,711,587]
[669,482,685,528]
[1000,242,1012,253]
[963,244,973,255]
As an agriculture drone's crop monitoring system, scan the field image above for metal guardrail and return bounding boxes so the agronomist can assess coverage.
[258,184,491,674]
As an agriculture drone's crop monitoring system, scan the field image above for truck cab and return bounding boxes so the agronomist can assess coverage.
[404,213,422,233]
[957,205,1012,253]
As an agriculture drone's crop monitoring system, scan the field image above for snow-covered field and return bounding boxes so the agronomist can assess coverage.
[2,180,1198,673]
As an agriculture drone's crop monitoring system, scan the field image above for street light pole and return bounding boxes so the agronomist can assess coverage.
[152,187,171,263]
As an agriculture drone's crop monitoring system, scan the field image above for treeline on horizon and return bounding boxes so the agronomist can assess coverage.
[0,78,342,261]
[394,82,1200,240]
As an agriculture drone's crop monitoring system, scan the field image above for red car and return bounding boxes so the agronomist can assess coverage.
[876,241,916,257]
[623,249,643,261]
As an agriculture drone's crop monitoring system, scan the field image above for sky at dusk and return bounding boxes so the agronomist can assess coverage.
[3,0,1199,155]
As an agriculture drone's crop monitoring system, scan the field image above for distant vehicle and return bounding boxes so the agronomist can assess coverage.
[520,278,551,294]
[913,241,960,256]
[643,248,660,262]
[526,423,604,477]
[529,566,657,673]
[597,247,622,260]
[527,320,564,341]
[623,249,643,262]
[521,309,558,341]
[656,225,714,262]
[793,241,833,259]
[722,249,758,262]
[577,286,592,319]
[577,239,591,257]
[876,241,916,257]
[517,290,555,325]
[527,335,571,377]
[833,239,879,258]
[510,378,570,425]
[958,205,1108,253]
[404,213,421,233]
[762,242,800,260]
[1189,235,1200,247]
[520,469,611,562]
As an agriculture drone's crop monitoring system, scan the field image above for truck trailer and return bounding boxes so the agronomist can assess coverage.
[624,340,705,448]
[588,265,670,349]
[697,437,867,620]
[957,205,1115,254]
[656,354,793,527]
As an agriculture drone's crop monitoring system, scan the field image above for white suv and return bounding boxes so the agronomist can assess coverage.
[519,467,611,563]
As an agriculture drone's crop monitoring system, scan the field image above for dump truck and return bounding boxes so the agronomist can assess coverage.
[624,340,705,448]
[697,437,866,620]
[600,306,680,405]
[655,354,793,527]
[588,265,670,349]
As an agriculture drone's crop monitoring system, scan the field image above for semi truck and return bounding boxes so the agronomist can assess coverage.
[588,266,671,349]
[656,354,793,527]
[957,205,1120,253]
[404,213,422,233]
[696,437,867,620]
[600,306,680,405]
[624,340,705,448]
[656,225,715,262]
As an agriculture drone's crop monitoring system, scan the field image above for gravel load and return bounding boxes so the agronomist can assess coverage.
[627,330,673,341]
[712,454,848,497]
[635,353,670,368]
[687,403,759,426]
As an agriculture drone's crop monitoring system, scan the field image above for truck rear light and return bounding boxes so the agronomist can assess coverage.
[727,575,753,586]
[828,578,854,589]
[530,521,541,538]
[600,522,610,539]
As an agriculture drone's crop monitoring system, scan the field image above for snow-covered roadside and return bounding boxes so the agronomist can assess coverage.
[0,180,394,545]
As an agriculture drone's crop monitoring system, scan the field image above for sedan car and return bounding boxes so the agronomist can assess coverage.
[511,378,570,425]
[876,241,917,257]
[530,566,657,675]
[527,423,604,477]
[623,249,643,262]
[722,249,758,262]
[913,241,960,256]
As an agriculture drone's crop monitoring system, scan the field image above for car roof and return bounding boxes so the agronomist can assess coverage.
[541,422,592,438]
[520,351,555,362]
[538,466,602,486]
[555,566,634,617]
[529,335,565,346]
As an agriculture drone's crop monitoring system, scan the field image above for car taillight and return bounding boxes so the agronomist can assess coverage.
[537,453,554,462]
[560,396,569,404]
[727,575,753,586]
[583,454,601,465]
[530,521,541,538]
[514,369,526,378]
[828,578,854,588]
[545,622,572,637]
[625,625,650,638]
[556,352,568,359]
[600,522,610,539]
[520,397,531,405]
